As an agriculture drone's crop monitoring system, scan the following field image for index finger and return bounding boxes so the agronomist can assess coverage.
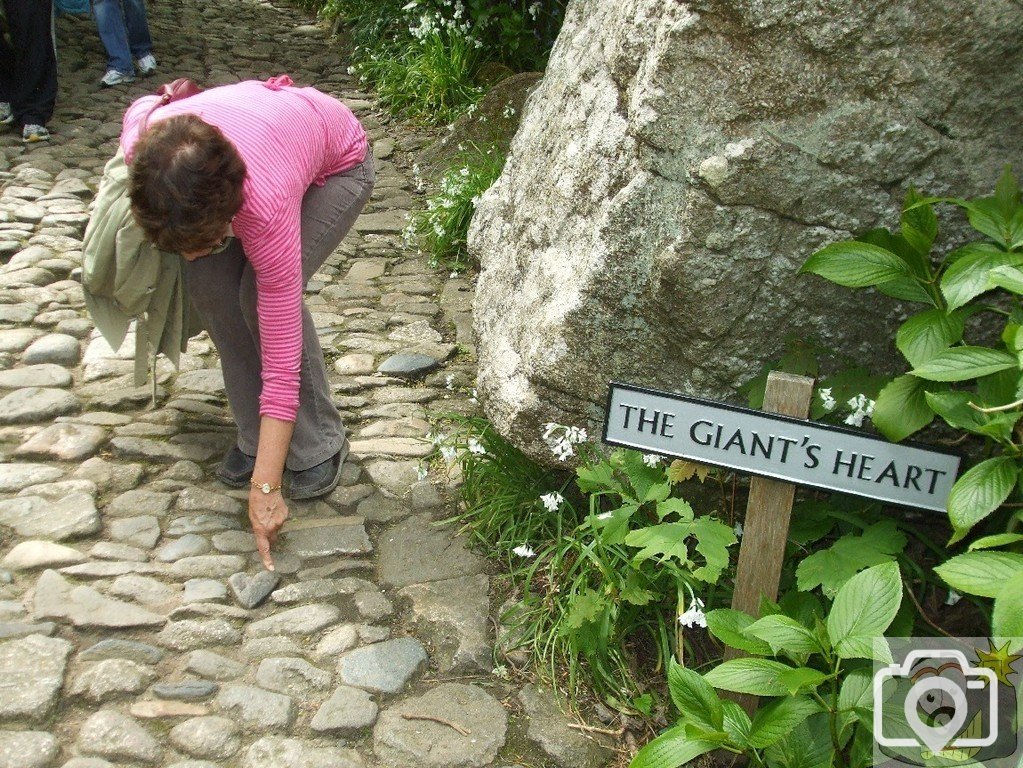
[254,531,275,572]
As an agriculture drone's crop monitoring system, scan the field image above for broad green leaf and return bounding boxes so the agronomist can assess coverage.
[705,609,773,656]
[667,660,723,732]
[622,451,667,503]
[624,523,690,565]
[870,376,936,442]
[947,456,1019,543]
[935,551,1023,597]
[896,310,965,367]
[988,265,1023,295]
[926,390,996,433]
[875,276,936,305]
[901,188,938,258]
[777,667,828,695]
[576,462,620,495]
[721,701,752,748]
[910,346,1018,382]
[749,696,823,749]
[836,669,874,738]
[562,588,608,631]
[968,533,1023,551]
[966,197,1023,250]
[939,244,1023,311]
[827,562,903,660]
[788,500,837,546]
[800,242,912,288]
[620,570,658,606]
[690,517,737,583]
[628,728,720,768]
[644,482,671,504]
[992,572,1023,651]
[994,166,1021,215]
[1003,322,1023,352]
[656,497,694,522]
[593,502,637,546]
[977,367,1022,404]
[796,521,907,597]
[764,716,836,768]
[745,615,822,660]
[860,227,931,279]
[704,658,795,696]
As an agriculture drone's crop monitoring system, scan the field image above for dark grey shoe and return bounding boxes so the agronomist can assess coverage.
[289,444,349,500]
[217,445,256,488]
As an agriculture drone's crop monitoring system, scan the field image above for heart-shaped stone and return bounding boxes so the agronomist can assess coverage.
[228,570,280,609]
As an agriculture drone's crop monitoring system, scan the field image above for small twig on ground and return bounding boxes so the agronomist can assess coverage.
[401,713,471,736]
[567,722,625,737]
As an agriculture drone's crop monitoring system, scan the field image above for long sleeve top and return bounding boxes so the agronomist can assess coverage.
[120,76,368,421]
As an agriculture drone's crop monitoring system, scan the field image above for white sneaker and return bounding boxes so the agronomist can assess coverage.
[22,124,50,143]
[136,54,157,76]
[0,102,11,125]
[100,69,135,87]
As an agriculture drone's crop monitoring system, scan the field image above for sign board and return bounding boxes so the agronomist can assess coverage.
[603,381,961,513]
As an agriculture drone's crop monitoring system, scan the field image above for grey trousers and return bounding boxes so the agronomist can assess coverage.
[184,155,375,471]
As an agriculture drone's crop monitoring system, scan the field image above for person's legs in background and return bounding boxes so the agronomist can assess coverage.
[93,0,155,85]
[0,0,57,141]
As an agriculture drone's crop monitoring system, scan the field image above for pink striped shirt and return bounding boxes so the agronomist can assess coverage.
[121,76,368,422]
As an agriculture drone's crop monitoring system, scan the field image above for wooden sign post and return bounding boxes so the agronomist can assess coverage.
[729,372,813,622]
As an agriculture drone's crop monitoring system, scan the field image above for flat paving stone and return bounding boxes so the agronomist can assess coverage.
[79,639,166,665]
[399,574,491,673]
[215,684,295,731]
[376,515,484,588]
[256,657,333,697]
[0,731,59,768]
[156,534,213,562]
[228,569,280,609]
[34,569,167,628]
[280,518,372,558]
[245,603,341,638]
[77,710,162,764]
[517,684,615,768]
[14,421,107,460]
[0,364,72,388]
[0,634,73,721]
[373,683,508,768]
[1,540,88,570]
[153,680,220,700]
[170,716,241,759]
[156,619,242,651]
[241,737,364,768]
[0,386,80,424]
[69,659,157,702]
[23,333,81,365]
[0,462,63,492]
[336,637,428,693]
[186,649,246,681]
[311,685,379,733]
[0,493,100,541]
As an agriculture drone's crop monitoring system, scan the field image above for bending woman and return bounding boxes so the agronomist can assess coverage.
[122,76,373,569]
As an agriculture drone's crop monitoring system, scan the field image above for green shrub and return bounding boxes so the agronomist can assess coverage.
[431,417,738,710]
[405,143,505,271]
[800,169,1023,641]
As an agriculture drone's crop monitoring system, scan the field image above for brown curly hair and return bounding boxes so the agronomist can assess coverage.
[128,114,247,253]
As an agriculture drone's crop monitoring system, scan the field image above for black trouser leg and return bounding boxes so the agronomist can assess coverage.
[0,0,57,127]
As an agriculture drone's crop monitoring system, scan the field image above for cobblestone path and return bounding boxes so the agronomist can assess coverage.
[0,2,616,767]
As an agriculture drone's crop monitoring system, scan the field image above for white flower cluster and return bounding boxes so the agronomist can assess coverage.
[844,393,876,428]
[818,387,836,412]
[678,596,707,628]
[542,423,588,461]
[512,544,536,558]
[539,491,563,512]
[642,453,661,468]
[502,103,516,119]
[405,0,476,43]
[467,437,486,455]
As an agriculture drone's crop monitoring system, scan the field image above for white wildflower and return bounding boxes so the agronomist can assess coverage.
[818,387,836,412]
[467,437,486,455]
[539,492,564,512]
[512,544,536,558]
[595,511,613,521]
[346,65,356,75]
[642,453,661,467]
[502,103,516,118]
[678,596,707,628]
[528,1,541,19]
[945,590,963,607]
[440,445,458,464]
[492,664,509,679]
[416,463,428,481]
[445,374,455,390]
[542,423,588,461]
[733,522,743,538]
[470,388,478,403]
[844,394,876,428]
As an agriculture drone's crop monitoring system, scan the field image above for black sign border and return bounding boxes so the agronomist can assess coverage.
[602,380,962,513]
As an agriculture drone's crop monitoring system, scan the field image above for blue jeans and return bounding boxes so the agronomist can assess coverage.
[92,0,153,75]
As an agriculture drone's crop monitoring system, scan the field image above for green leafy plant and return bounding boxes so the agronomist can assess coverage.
[630,562,904,768]
[434,417,738,707]
[405,143,506,271]
[799,168,1023,633]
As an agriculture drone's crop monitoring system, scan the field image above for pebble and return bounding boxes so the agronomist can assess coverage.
[104,488,174,517]
[186,649,247,681]
[245,603,341,638]
[23,333,81,365]
[184,578,228,603]
[69,658,157,701]
[155,534,213,562]
[170,555,247,579]
[0,386,80,423]
[109,515,161,548]
[0,363,72,388]
[255,657,333,696]
[78,638,166,665]
[214,684,296,731]
[157,619,242,651]
[0,540,87,570]
[14,421,108,460]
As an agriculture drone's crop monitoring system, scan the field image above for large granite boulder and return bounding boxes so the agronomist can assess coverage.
[469,0,1023,461]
